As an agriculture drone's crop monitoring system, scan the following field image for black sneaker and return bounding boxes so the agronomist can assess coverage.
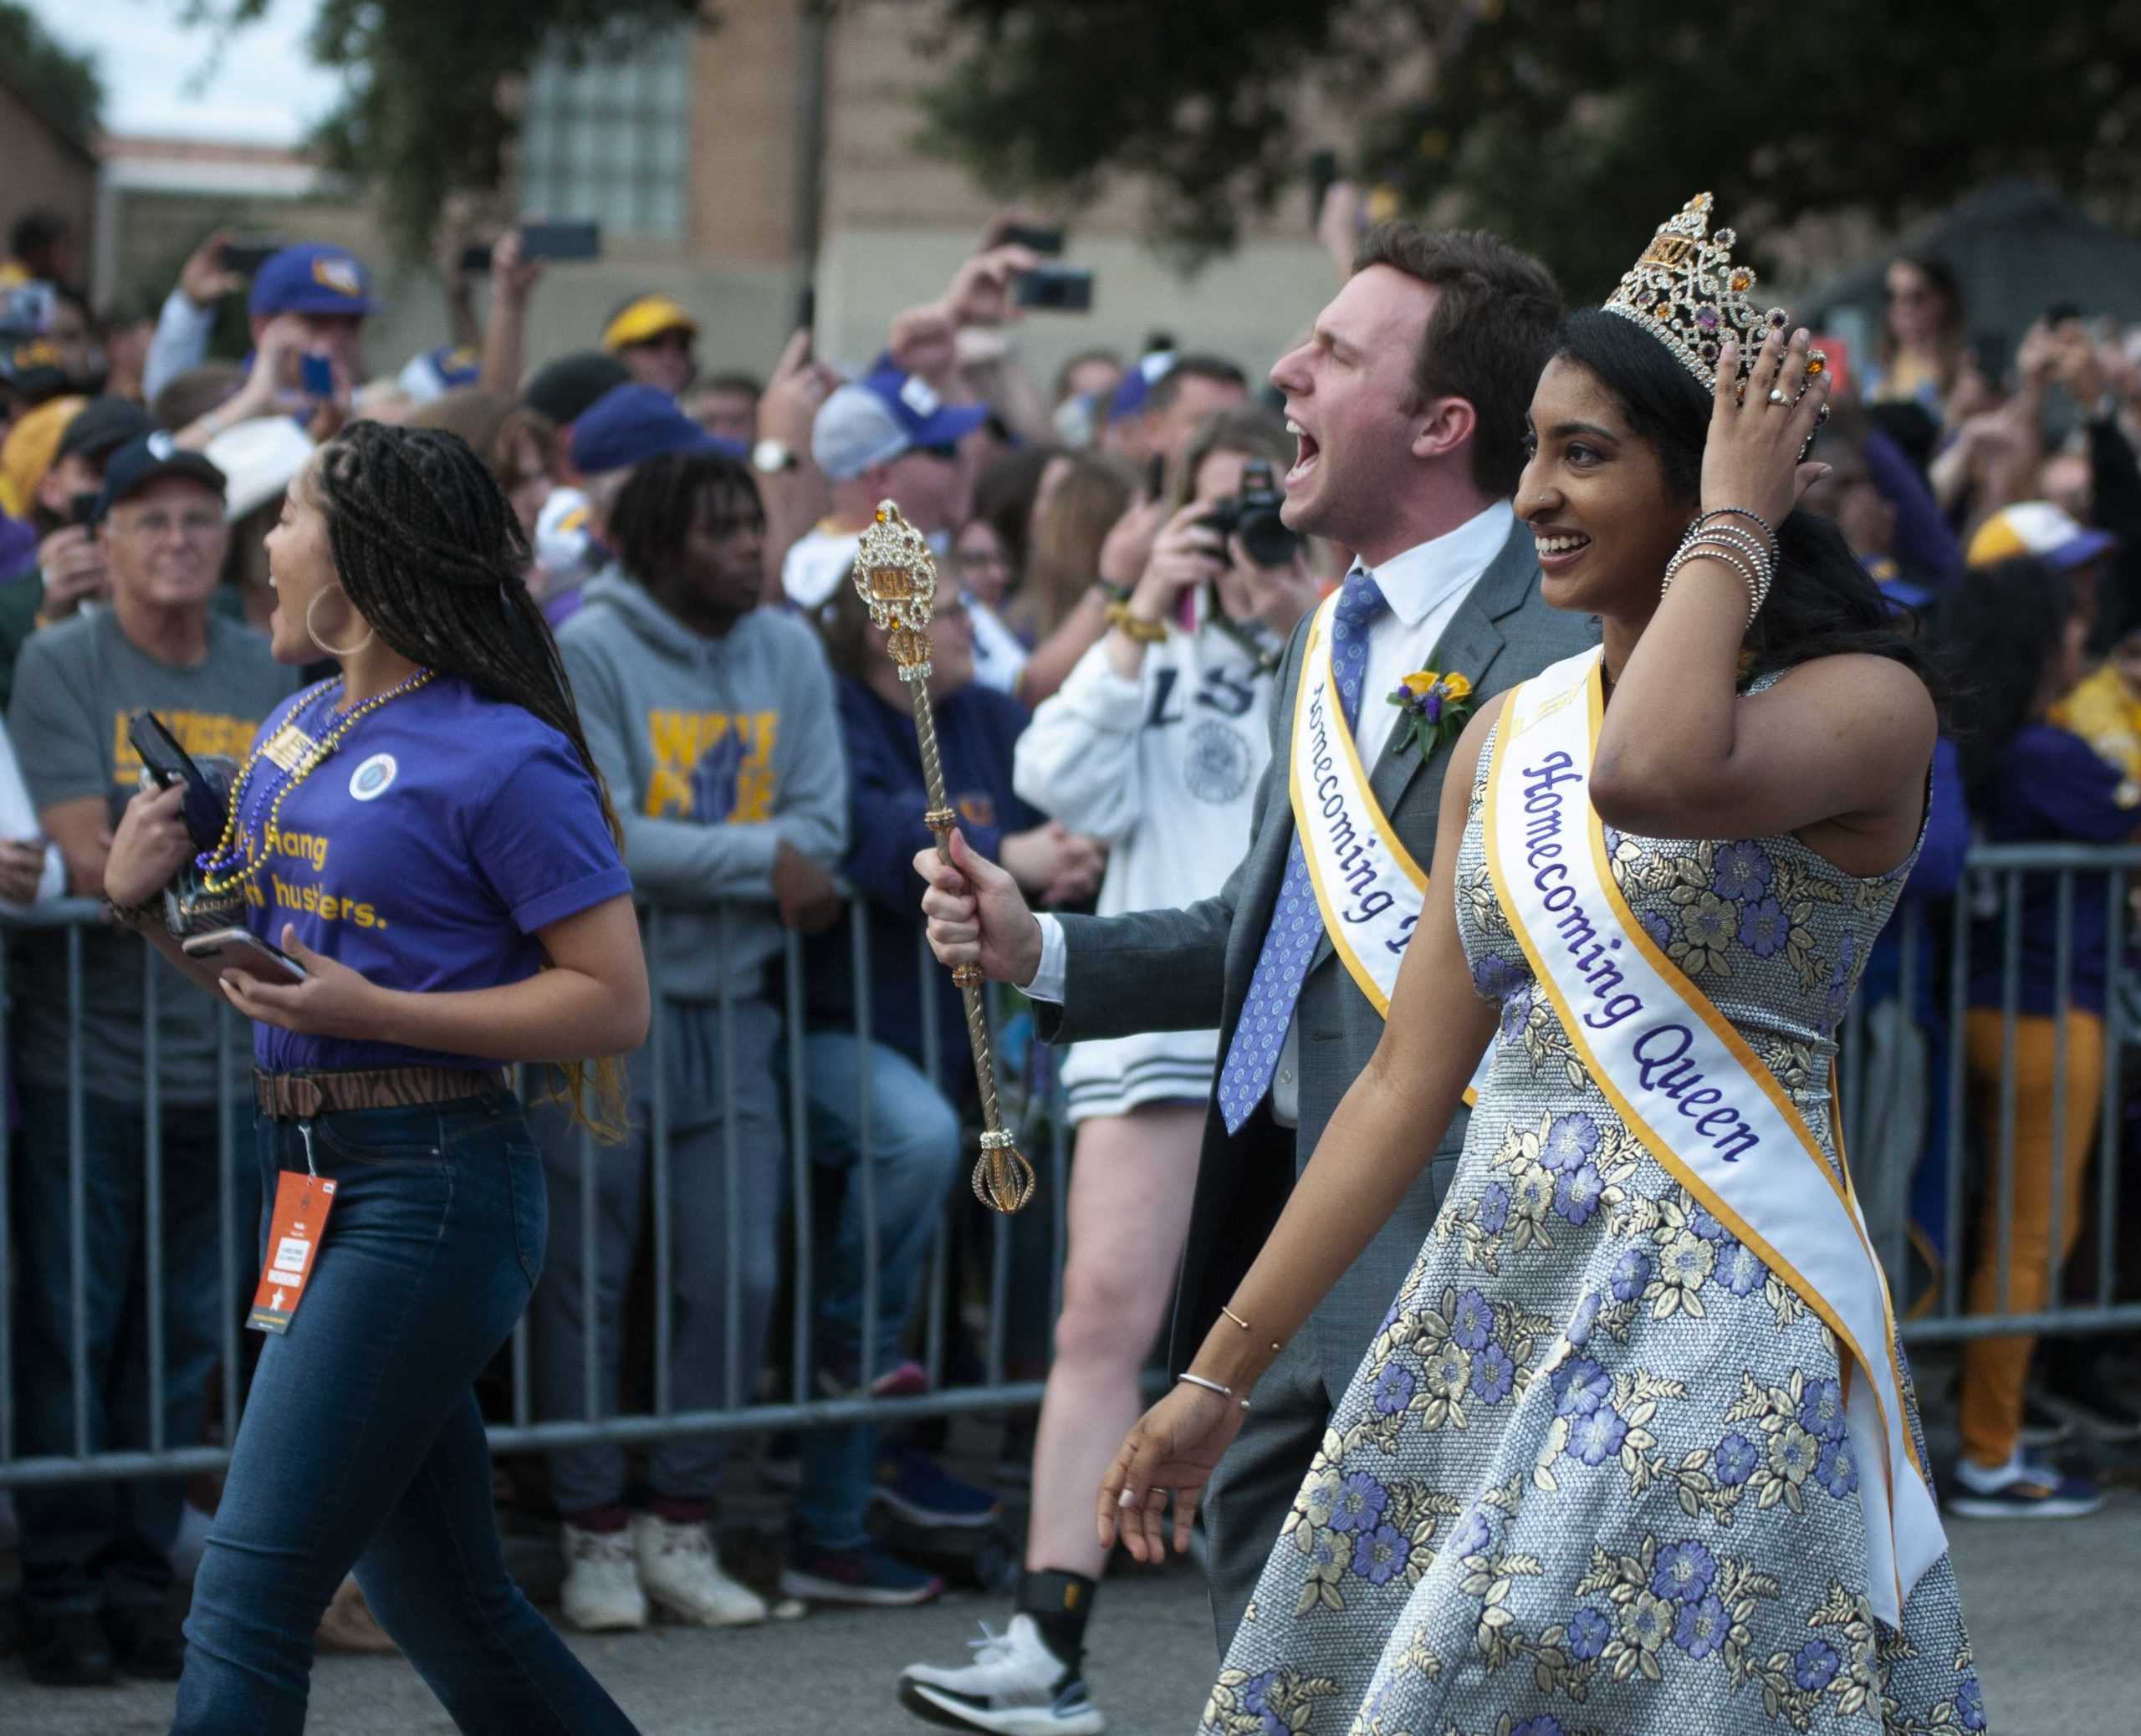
[781,1541,944,1608]
[23,1609,117,1687]
[105,1601,187,1679]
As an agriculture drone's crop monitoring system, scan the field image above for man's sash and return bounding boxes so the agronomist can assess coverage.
[1286,591,1489,1106]
[1484,646,1945,1628]
[1286,590,1428,1016]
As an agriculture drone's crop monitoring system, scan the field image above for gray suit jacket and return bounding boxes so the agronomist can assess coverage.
[1039,518,1598,1390]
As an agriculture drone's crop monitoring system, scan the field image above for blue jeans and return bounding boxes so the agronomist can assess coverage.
[173,1095,636,1736]
[532,998,784,1515]
[788,1034,960,1550]
[12,1086,252,1619]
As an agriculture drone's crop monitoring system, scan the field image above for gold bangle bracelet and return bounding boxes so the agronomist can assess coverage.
[1219,1304,1283,1354]
[1103,600,1168,644]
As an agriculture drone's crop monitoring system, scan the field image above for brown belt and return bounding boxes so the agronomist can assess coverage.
[253,1066,512,1121]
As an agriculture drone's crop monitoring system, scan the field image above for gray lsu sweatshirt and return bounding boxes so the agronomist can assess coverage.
[557,571,847,1003]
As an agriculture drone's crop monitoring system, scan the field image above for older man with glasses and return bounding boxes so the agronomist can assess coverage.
[6,432,297,1687]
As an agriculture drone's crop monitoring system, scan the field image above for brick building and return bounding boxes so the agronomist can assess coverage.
[95,0,1336,392]
[0,62,96,284]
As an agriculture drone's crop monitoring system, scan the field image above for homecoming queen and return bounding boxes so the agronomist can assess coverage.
[1098,197,1980,1733]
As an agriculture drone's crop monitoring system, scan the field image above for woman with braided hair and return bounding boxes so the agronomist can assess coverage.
[102,419,648,1733]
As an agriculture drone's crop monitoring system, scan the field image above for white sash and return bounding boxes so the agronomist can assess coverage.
[1485,646,1945,1628]
[1287,590,1428,1016]
[1287,591,1487,1105]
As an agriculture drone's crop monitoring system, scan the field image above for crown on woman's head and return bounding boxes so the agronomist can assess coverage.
[1602,192,1824,399]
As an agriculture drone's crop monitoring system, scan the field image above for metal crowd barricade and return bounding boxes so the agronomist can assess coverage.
[6,843,2141,1491]
[1836,841,2141,1345]
[0,896,1065,1488]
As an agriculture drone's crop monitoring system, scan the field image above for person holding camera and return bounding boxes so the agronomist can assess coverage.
[0,395,153,705]
[7,432,297,1687]
[898,406,1313,1731]
[912,225,1597,1707]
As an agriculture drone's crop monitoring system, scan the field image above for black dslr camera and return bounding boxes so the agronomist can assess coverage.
[1198,458,1301,568]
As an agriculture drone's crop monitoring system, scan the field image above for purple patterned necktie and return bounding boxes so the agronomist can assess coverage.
[1216,568,1387,1134]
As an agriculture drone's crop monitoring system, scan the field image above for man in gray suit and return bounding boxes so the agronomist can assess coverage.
[917,223,1597,1667]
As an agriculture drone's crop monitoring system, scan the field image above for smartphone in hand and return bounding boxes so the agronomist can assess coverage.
[181,928,309,987]
[125,708,230,853]
[1014,267,1094,314]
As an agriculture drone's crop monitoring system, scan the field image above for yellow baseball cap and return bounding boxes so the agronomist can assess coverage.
[0,393,86,519]
[601,294,698,353]
[1966,501,2116,571]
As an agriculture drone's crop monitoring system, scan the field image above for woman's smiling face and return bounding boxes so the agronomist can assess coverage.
[1516,355,1694,623]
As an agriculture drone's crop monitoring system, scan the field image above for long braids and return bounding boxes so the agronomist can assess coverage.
[313,420,629,1136]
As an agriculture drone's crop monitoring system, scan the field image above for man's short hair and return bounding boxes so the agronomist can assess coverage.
[698,371,762,399]
[1352,222,1562,498]
[1144,354,1248,418]
[9,209,70,267]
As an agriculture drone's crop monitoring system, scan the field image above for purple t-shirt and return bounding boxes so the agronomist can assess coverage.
[1968,722,2138,1015]
[237,675,632,1074]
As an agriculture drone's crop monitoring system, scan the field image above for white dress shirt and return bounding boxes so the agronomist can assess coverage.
[1025,502,1517,1125]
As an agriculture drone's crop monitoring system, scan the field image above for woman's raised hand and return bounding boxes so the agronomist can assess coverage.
[104,784,195,909]
[1700,326,1833,533]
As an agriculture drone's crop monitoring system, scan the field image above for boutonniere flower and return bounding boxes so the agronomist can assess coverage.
[1387,669,1474,756]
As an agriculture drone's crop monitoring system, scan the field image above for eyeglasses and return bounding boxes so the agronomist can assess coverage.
[915,442,960,463]
[115,508,223,540]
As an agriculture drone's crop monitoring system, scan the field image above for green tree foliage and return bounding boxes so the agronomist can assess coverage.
[0,0,104,146]
[921,0,2141,298]
[184,0,707,256]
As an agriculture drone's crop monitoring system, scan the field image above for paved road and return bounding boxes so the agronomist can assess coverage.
[8,1494,2136,1734]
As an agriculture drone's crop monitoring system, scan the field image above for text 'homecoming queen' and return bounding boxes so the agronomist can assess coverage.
[1518,749,1758,1164]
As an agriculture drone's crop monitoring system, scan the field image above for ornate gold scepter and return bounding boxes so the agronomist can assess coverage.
[851,501,1038,1214]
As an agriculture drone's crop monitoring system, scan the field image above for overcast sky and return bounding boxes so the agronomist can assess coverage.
[23,0,341,146]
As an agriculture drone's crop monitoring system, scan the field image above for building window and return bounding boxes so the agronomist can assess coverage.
[519,28,692,241]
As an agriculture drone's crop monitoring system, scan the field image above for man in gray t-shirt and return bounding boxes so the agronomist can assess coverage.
[4,434,295,1682]
[11,603,294,1103]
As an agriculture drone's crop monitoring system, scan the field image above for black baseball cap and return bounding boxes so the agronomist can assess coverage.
[56,396,153,466]
[95,431,227,523]
[524,351,631,428]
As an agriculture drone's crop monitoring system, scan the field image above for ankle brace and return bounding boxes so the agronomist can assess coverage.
[1017,1567,1098,1672]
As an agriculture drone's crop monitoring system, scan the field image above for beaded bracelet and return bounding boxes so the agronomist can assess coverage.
[1690,524,1774,585]
[1697,506,1779,554]
[1663,539,1770,623]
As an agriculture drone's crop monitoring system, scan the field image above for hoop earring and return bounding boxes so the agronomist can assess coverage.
[306,586,376,659]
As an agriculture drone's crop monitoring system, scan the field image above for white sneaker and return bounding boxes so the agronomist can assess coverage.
[631,1512,769,1626]
[560,1523,647,1632]
[899,1614,1105,1734]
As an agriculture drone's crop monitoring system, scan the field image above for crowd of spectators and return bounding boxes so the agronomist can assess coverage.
[1,187,2138,1691]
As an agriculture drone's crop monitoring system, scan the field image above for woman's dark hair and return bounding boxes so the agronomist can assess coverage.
[607,450,764,589]
[970,445,1058,587]
[1551,308,1940,697]
[1937,554,2072,812]
[310,421,626,1130]
[406,389,557,495]
[1881,253,1965,349]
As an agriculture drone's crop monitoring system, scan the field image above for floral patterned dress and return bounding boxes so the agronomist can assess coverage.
[1203,718,1980,1736]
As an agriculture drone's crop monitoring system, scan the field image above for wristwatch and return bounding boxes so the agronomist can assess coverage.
[751,439,798,476]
